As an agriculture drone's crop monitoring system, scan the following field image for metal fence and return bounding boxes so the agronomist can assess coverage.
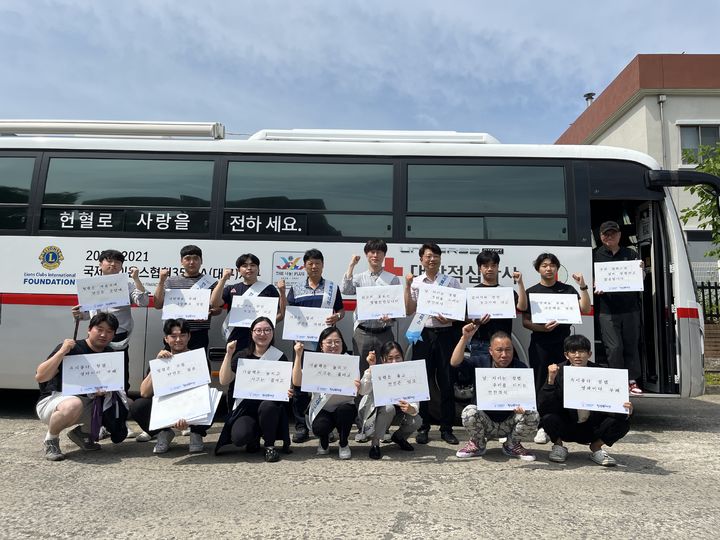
[692,262,719,283]
[698,282,720,323]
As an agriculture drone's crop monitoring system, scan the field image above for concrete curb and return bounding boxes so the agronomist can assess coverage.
[705,385,720,394]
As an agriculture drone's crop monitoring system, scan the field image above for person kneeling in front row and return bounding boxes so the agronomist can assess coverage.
[454,328,538,461]
[538,334,633,467]
[357,341,422,460]
[35,313,125,461]
[129,319,209,455]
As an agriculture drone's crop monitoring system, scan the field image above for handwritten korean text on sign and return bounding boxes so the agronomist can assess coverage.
[371,360,430,406]
[62,351,125,395]
[301,352,359,396]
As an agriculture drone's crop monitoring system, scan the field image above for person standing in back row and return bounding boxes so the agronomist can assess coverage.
[404,242,461,446]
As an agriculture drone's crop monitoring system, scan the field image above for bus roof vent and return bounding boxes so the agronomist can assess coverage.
[0,120,226,139]
[249,129,500,144]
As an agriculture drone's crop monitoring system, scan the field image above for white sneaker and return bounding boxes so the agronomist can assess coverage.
[188,433,204,453]
[534,427,549,445]
[181,428,191,436]
[316,442,329,456]
[338,445,352,460]
[590,448,617,466]
[354,432,369,443]
[125,424,137,439]
[381,431,392,443]
[548,444,569,463]
[153,429,175,454]
[136,431,153,443]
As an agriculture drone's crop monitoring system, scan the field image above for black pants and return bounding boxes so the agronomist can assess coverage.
[413,326,456,432]
[541,412,630,447]
[292,385,310,431]
[528,335,565,392]
[231,400,285,448]
[129,397,208,437]
[598,311,642,382]
[111,332,131,393]
[311,403,356,448]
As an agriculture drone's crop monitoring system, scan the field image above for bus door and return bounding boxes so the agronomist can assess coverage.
[636,202,677,393]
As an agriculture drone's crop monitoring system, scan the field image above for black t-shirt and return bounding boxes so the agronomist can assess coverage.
[471,283,519,342]
[525,281,580,344]
[37,340,112,403]
[222,282,280,349]
[593,245,641,314]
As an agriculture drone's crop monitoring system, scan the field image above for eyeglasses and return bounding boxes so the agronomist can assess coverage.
[167,334,188,340]
[322,339,343,347]
[252,328,273,335]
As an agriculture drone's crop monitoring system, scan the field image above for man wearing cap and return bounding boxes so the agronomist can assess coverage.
[593,221,644,395]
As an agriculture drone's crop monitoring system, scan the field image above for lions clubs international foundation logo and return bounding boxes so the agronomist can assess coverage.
[39,246,64,270]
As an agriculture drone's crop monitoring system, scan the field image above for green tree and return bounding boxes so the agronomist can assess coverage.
[681,143,720,258]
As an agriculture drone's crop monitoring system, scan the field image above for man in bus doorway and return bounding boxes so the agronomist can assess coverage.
[593,221,644,396]
[287,248,345,443]
[404,242,462,445]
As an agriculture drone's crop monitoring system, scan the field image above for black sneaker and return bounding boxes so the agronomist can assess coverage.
[440,430,459,445]
[292,427,310,443]
[415,430,429,444]
[67,426,101,451]
[391,432,414,451]
[264,446,280,463]
[369,444,382,460]
[43,438,65,461]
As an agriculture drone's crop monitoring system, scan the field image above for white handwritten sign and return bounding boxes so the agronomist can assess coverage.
[466,287,517,319]
[62,351,125,395]
[149,383,212,431]
[474,368,536,411]
[233,358,293,402]
[529,293,582,324]
[227,296,279,328]
[282,306,333,341]
[161,289,211,320]
[371,360,430,406]
[148,348,210,397]
[416,284,466,321]
[355,285,406,321]
[563,366,630,414]
[301,352,359,396]
[594,261,644,293]
[190,274,217,290]
[76,274,129,311]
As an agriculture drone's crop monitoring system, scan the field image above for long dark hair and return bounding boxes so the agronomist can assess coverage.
[317,326,348,354]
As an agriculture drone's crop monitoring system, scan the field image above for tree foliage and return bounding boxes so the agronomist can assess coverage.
[680,143,720,258]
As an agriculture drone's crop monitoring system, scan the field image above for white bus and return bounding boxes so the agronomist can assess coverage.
[1,120,717,398]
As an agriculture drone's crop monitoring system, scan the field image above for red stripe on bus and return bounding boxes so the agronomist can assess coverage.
[1,293,158,308]
[676,307,699,319]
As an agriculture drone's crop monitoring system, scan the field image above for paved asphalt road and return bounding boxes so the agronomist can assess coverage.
[1,390,719,539]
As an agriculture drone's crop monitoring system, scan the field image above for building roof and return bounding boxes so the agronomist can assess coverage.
[556,54,720,144]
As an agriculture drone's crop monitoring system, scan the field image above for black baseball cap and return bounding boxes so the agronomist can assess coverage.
[599,221,620,234]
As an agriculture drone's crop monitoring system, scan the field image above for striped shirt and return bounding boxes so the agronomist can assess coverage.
[165,274,216,331]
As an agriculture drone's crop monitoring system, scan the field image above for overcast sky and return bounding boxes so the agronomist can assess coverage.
[1,0,719,143]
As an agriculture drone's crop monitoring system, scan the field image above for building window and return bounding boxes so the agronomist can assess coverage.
[680,125,720,164]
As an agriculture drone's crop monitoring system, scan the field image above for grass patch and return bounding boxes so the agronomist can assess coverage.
[705,372,720,386]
